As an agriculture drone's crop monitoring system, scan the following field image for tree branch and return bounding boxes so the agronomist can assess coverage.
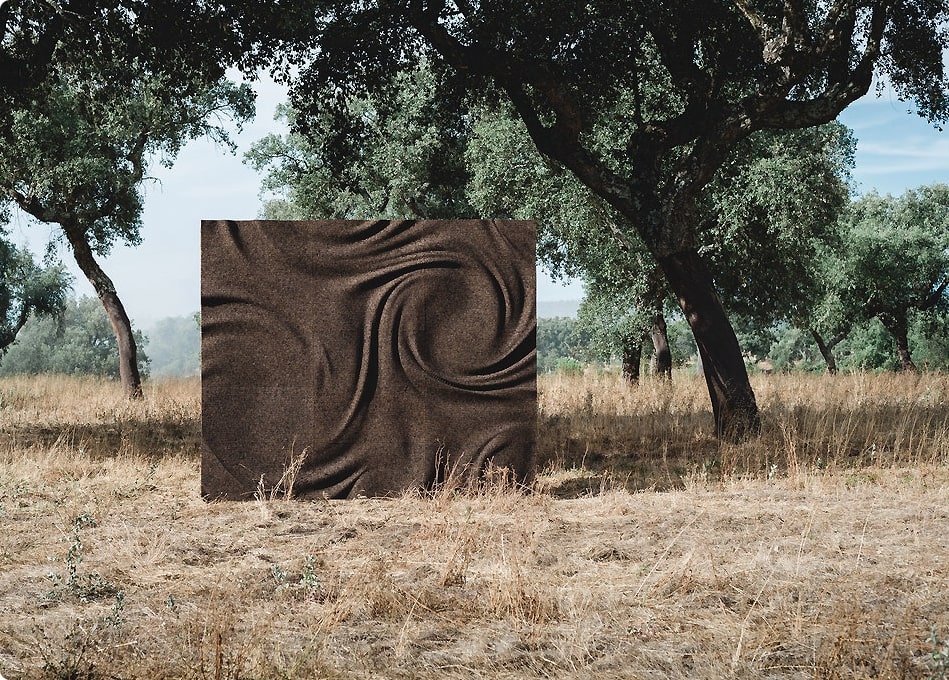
[922,278,949,310]
[749,0,887,130]
[405,7,640,248]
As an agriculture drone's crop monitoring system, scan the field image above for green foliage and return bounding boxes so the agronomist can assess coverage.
[737,312,949,374]
[815,185,949,369]
[0,0,262,105]
[537,317,591,373]
[0,230,71,351]
[765,326,825,373]
[836,319,900,372]
[0,62,254,254]
[555,357,584,376]
[0,296,150,379]
[272,554,325,600]
[575,282,652,364]
[930,627,949,680]
[251,56,851,385]
[732,317,778,364]
[907,312,949,370]
[246,63,473,220]
[842,187,949,319]
[465,102,623,281]
[705,124,854,326]
[666,319,698,368]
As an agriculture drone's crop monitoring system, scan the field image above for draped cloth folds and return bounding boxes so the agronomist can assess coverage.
[201,219,536,500]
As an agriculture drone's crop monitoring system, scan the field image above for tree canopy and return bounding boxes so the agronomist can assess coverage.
[255,59,854,398]
[6,1,949,432]
[829,185,949,372]
[269,0,949,436]
[0,295,149,379]
[0,229,70,353]
[1,1,255,398]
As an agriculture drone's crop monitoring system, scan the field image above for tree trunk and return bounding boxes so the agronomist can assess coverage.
[650,313,672,379]
[657,249,759,438]
[881,317,919,373]
[810,329,838,375]
[622,341,642,384]
[63,225,143,399]
[894,333,919,372]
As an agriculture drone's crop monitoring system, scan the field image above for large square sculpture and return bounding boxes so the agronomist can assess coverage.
[201,219,536,500]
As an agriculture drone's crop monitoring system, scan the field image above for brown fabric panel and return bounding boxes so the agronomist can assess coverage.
[201,220,536,500]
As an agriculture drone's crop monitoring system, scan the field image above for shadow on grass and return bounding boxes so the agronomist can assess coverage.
[0,416,201,460]
[4,396,948,499]
[537,400,949,496]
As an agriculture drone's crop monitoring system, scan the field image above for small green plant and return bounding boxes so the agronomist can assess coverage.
[271,563,288,587]
[46,514,116,603]
[299,555,322,596]
[37,619,96,680]
[102,590,126,628]
[272,555,324,600]
[930,627,949,680]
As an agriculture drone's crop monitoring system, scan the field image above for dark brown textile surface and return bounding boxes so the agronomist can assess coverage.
[201,220,536,500]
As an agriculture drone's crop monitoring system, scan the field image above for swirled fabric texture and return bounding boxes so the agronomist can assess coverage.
[201,220,536,500]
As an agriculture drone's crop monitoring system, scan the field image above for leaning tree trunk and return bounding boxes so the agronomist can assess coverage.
[656,249,759,438]
[621,341,642,384]
[63,225,143,399]
[650,313,672,379]
[810,329,842,375]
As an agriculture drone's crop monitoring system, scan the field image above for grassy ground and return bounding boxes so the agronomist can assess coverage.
[1,372,948,679]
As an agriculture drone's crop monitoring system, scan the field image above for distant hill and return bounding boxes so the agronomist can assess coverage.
[538,299,581,319]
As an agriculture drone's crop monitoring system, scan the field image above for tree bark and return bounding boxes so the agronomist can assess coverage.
[62,225,143,399]
[650,313,672,379]
[894,332,919,373]
[622,341,642,384]
[881,317,919,373]
[657,249,759,438]
[810,329,839,375]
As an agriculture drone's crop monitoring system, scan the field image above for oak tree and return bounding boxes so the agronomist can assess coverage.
[1,3,254,397]
[0,228,70,352]
[277,0,948,436]
[831,185,949,372]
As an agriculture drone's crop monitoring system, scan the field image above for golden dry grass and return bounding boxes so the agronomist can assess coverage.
[1,372,948,679]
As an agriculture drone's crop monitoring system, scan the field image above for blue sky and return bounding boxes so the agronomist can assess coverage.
[7,77,949,326]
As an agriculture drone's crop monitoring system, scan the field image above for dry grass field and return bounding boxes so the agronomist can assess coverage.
[1,371,948,679]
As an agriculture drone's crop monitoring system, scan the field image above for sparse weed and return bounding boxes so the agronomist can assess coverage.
[45,514,116,603]
[272,554,325,600]
[34,590,128,679]
[270,562,288,587]
[930,627,949,680]
[36,619,97,680]
[255,444,309,502]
